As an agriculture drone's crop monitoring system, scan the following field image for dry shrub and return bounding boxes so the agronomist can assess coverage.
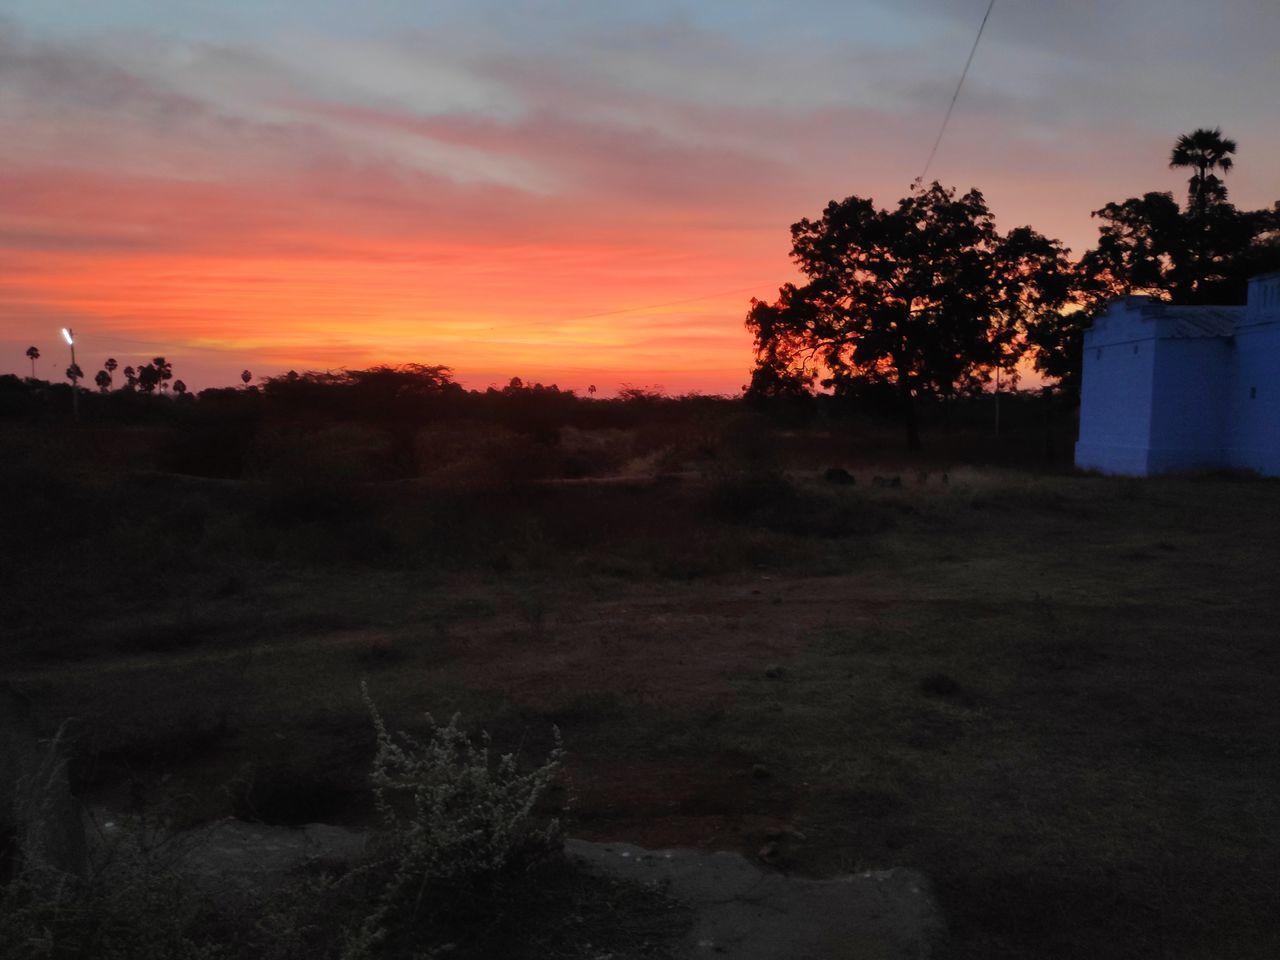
[415,424,557,492]
[556,427,633,478]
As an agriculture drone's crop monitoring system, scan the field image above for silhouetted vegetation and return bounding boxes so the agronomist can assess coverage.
[745,181,1073,448]
[748,129,1279,433]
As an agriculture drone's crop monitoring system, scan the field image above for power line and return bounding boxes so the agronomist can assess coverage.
[918,0,997,183]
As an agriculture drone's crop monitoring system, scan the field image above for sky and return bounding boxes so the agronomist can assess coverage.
[2,1,1278,394]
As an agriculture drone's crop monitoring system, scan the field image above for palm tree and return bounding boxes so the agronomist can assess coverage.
[104,357,118,377]
[152,356,173,392]
[25,346,39,379]
[173,379,187,396]
[241,369,252,387]
[94,369,111,392]
[1169,128,1237,221]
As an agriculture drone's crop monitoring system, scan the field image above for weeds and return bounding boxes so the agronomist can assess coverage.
[340,684,564,958]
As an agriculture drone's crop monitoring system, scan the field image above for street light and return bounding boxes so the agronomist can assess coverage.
[62,327,79,421]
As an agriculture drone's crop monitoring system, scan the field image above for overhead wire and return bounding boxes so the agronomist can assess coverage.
[918,0,997,183]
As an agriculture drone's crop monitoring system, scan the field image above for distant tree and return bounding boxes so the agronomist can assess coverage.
[123,365,138,390]
[587,384,597,398]
[25,346,39,379]
[746,181,1067,447]
[152,357,173,392]
[65,363,84,386]
[94,369,111,392]
[137,363,160,394]
[617,385,665,403]
[104,357,118,378]
[241,369,252,387]
[173,379,187,396]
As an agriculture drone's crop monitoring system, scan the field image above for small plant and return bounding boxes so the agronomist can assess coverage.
[2,733,220,960]
[345,683,564,958]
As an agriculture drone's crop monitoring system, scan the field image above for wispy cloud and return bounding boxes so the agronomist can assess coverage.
[2,3,1278,391]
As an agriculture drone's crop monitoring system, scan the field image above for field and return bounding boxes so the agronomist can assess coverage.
[3,408,1279,959]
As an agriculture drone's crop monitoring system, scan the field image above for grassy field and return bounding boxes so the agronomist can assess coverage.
[3,416,1279,958]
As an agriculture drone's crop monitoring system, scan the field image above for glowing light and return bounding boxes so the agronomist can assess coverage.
[61,328,74,345]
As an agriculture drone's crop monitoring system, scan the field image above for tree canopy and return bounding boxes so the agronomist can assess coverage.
[746,181,1068,447]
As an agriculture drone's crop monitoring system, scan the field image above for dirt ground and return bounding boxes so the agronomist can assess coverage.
[6,457,1280,959]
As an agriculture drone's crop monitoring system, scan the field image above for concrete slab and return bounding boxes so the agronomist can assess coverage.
[565,839,943,960]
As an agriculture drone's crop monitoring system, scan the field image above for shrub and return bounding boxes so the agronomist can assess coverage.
[344,684,564,958]
[1,732,220,960]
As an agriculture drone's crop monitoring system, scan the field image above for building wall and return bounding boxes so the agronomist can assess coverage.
[1076,278,1280,477]
[1147,336,1231,473]
[1225,322,1280,475]
[1075,305,1157,474]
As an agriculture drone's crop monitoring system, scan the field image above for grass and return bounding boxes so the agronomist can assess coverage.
[3,418,1280,958]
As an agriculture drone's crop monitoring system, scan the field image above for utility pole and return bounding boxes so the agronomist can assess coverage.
[994,364,1001,437]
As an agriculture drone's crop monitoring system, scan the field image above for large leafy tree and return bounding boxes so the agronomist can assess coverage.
[996,226,1074,388]
[746,181,1066,447]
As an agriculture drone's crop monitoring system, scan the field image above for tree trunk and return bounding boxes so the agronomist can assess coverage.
[900,379,920,450]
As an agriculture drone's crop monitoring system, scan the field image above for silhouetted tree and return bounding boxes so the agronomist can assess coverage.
[1170,128,1237,223]
[587,384,597,398]
[1070,130,1278,313]
[25,346,39,379]
[65,363,84,386]
[995,226,1074,390]
[137,363,160,394]
[173,379,187,396]
[152,357,173,392]
[747,181,1066,447]
[104,358,118,378]
[94,369,111,392]
[123,365,138,390]
[241,369,252,387]
[1081,192,1188,300]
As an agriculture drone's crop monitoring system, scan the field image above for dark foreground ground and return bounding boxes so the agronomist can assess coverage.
[3,416,1279,959]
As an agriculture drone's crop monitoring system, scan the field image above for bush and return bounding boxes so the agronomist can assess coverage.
[343,684,564,958]
[1,732,220,960]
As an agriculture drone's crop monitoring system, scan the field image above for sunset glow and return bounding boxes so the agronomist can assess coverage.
[3,2,1278,392]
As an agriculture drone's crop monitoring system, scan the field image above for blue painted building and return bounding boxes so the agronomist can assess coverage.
[1075,272,1280,476]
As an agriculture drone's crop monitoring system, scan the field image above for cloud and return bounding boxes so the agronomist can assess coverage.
[2,4,1278,391]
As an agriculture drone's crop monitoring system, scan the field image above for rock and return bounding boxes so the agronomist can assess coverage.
[178,818,369,900]
[566,839,943,960]
[824,467,856,486]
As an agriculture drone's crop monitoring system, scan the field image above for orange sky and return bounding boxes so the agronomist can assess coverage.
[3,3,1279,394]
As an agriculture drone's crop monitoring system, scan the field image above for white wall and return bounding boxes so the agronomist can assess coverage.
[1075,302,1157,474]
[1076,279,1280,477]
[1225,323,1280,475]
[1148,336,1231,473]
